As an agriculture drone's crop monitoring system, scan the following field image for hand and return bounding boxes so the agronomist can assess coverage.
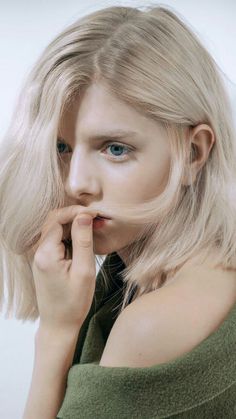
[31,206,97,332]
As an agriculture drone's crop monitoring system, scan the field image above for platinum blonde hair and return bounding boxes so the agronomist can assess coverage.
[1,4,236,321]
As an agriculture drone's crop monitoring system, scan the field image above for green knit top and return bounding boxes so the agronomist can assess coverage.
[57,252,236,418]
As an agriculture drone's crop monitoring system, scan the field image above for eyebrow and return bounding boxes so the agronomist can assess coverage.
[57,129,140,143]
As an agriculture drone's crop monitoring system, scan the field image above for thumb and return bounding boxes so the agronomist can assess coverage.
[70,214,95,277]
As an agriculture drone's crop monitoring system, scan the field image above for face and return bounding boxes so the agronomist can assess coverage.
[58,82,171,264]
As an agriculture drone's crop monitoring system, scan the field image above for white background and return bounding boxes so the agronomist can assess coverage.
[0,1,236,418]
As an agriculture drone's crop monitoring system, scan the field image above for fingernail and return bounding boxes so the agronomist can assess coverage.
[77,216,92,226]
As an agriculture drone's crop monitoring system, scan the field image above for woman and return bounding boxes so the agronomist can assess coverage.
[0,4,236,418]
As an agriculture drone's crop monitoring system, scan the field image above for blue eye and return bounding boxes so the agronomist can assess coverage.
[104,143,132,160]
[57,140,70,154]
[57,139,133,162]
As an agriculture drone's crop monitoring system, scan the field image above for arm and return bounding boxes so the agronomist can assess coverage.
[23,209,97,417]
[99,271,236,368]
[22,324,80,419]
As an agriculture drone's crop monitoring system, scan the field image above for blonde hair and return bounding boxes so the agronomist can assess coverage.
[1,3,236,321]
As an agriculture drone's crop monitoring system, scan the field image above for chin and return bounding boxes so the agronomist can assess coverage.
[92,229,139,258]
[93,243,117,256]
[92,238,124,257]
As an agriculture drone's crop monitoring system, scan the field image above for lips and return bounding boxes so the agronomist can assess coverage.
[95,214,111,220]
[63,214,111,242]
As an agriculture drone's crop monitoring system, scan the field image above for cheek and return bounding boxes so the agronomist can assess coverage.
[104,153,171,202]
[128,157,171,200]
[151,161,171,195]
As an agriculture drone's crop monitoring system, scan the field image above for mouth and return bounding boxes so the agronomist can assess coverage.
[63,214,111,242]
[94,215,111,220]
[93,215,111,230]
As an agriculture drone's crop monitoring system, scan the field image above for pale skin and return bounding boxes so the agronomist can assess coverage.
[23,210,98,419]
[23,81,230,418]
[58,81,215,266]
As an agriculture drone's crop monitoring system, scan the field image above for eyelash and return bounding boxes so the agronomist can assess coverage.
[56,140,133,161]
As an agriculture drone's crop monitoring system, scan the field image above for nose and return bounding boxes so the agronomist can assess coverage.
[64,148,100,199]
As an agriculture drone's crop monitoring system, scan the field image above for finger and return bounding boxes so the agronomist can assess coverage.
[33,226,65,270]
[69,214,96,278]
[33,209,74,268]
[52,205,97,226]
[34,206,97,259]
[42,206,96,242]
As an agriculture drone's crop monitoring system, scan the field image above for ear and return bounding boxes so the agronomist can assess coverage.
[182,124,215,186]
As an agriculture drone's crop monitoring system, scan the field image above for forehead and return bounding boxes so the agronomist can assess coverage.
[58,82,165,141]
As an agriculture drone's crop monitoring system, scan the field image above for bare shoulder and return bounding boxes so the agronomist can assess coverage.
[99,268,236,368]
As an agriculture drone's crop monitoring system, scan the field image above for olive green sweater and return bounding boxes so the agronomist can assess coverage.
[57,252,236,418]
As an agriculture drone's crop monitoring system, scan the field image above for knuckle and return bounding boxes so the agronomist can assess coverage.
[78,239,92,248]
[46,209,55,221]
[47,208,62,224]
[33,248,50,271]
[52,208,60,221]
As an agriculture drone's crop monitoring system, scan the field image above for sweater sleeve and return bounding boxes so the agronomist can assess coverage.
[56,354,236,419]
[56,299,236,419]
[56,253,236,418]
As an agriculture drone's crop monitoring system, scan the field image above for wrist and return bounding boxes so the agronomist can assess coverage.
[35,322,80,348]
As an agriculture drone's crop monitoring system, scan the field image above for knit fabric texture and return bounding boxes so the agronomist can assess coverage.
[57,252,236,418]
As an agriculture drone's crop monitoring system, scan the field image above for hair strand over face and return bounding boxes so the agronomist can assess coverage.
[0,3,236,320]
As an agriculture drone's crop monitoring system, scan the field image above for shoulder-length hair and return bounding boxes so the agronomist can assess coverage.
[1,4,236,321]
